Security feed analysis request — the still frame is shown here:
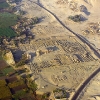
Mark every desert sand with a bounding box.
[15,0,100,99]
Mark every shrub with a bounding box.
[29,81,38,92]
[68,15,81,22]
[13,90,26,99]
[31,17,39,24]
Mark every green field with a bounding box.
[0,1,9,9]
[0,27,17,37]
[13,90,27,99]
[1,67,15,75]
[0,12,18,37]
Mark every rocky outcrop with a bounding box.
[4,50,15,65]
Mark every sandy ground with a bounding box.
[16,0,100,99]
[39,0,100,49]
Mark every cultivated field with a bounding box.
[0,12,17,37]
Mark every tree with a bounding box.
[29,81,38,92]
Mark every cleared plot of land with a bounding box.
[0,51,36,99]
[0,80,6,86]
[0,78,28,100]
[0,60,8,69]
[0,12,18,37]
[0,86,12,99]
[8,80,24,88]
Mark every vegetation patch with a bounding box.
[28,81,38,92]
[0,12,18,37]
[53,88,69,99]
[42,92,50,100]
[13,90,27,99]
[0,1,9,9]
[1,66,14,75]
[68,14,87,22]
[0,27,17,37]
